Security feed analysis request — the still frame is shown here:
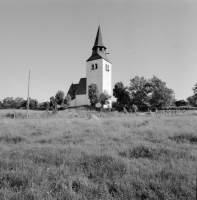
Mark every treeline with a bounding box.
[112,76,197,112]
[0,97,38,109]
[0,91,72,110]
[186,83,197,107]
[0,75,196,111]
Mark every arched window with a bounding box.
[91,64,94,70]
[95,64,98,69]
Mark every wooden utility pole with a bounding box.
[27,70,30,119]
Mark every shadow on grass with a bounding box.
[0,135,26,144]
[25,148,64,167]
[0,172,28,191]
[119,146,189,161]
[169,133,197,144]
[119,146,153,159]
[80,154,127,181]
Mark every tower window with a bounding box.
[106,64,109,71]
[100,47,102,51]
[95,64,98,69]
[91,64,94,70]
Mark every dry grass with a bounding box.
[0,109,196,199]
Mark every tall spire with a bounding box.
[87,25,111,63]
[92,26,106,50]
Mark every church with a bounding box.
[67,26,112,107]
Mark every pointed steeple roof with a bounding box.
[92,26,106,50]
[87,25,111,63]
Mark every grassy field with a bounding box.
[0,109,196,200]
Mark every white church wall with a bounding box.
[86,59,103,94]
[86,97,90,105]
[70,99,76,107]
[86,58,112,108]
[102,59,112,96]
[76,94,86,106]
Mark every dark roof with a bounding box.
[75,78,86,95]
[87,52,111,63]
[93,26,106,49]
[67,83,78,100]
[87,25,111,63]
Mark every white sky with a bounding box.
[0,0,197,102]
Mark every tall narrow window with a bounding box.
[95,64,98,69]
[91,64,94,70]
[106,64,109,71]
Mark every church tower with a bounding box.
[86,26,112,105]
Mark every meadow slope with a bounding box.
[0,110,196,200]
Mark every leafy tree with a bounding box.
[55,90,65,105]
[2,97,15,108]
[112,101,117,109]
[38,102,47,110]
[0,100,3,109]
[114,76,174,111]
[50,96,57,110]
[98,91,111,108]
[193,83,197,96]
[149,76,174,109]
[187,96,196,107]
[129,76,151,109]
[191,83,197,102]
[15,97,25,109]
[175,100,188,107]
[131,104,138,113]
[64,94,71,106]
[26,98,38,109]
[88,84,99,108]
[113,82,132,107]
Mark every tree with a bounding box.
[50,96,57,111]
[0,100,3,109]
[15,97,25,109]
[98,91,111,108]
[193,83,197,97]
[149,76,174,109]
[55,91,65,105]
[187,96,196,107]
[64,94,71,106]
[2,97,15,108]
[88,84,99,108]
[131,104,138,113]
[25,98,38,109]
[175,100,188,107]
[38,102,47,110]
[129,76,151,109]
[113,82,132,107]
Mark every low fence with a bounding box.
[156,107,197,114]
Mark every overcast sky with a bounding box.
[0,0,197,102]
